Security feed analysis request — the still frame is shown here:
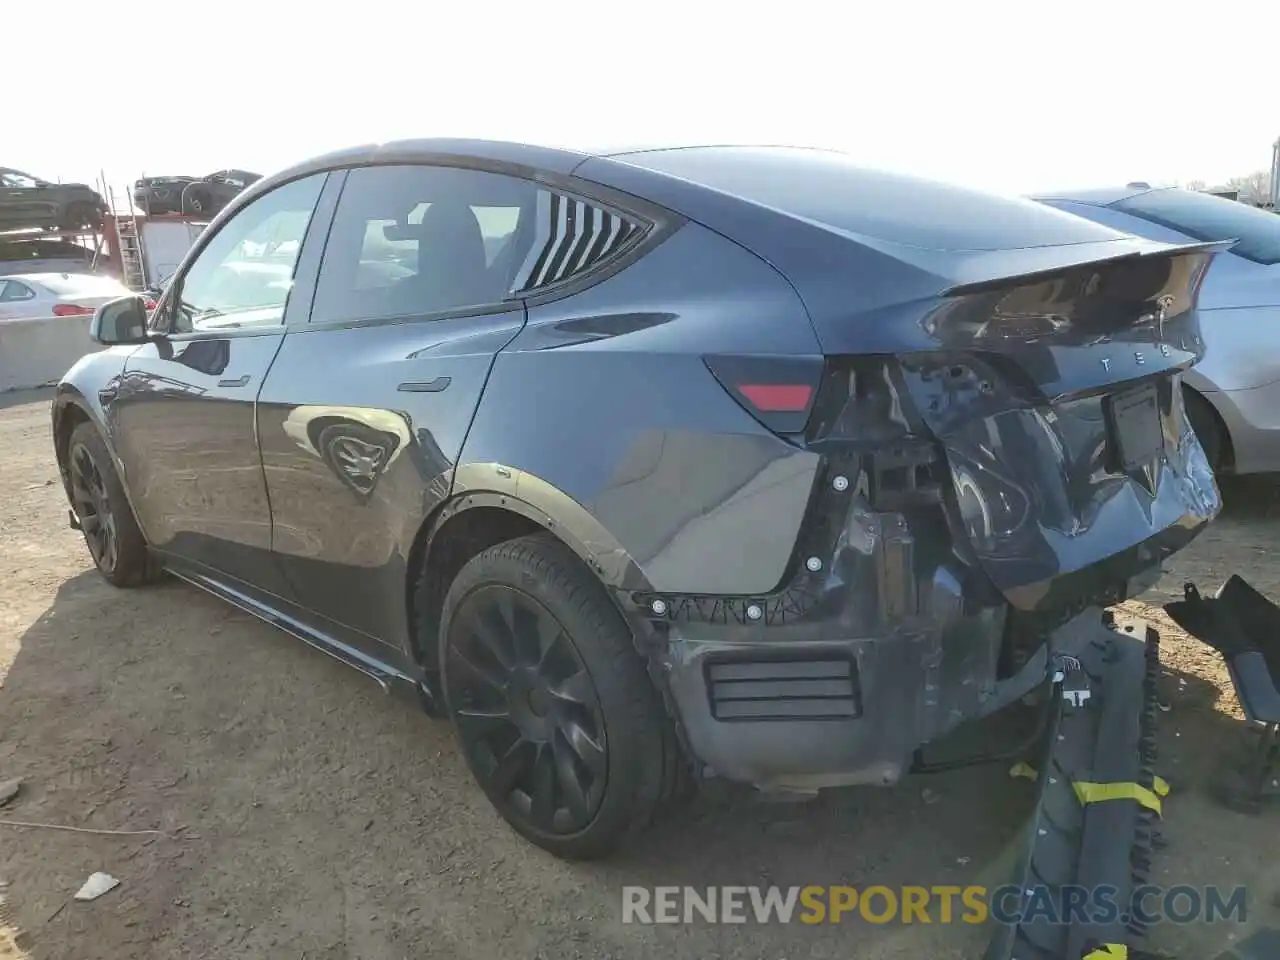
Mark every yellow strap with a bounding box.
[1083,945,1127,959]
[1010,764,1170,812]
[1073,780,1163,817]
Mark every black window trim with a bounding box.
[295,156,683,333]
[149,170,335,342]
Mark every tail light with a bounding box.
[143,297,157,311]
[52,304,94,317]
[703,354,824,435]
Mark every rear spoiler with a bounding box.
[941,239,1235,298]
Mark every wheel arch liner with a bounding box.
[52,382,140,522]
[443,462,654,592]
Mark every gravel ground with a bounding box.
[1,387,1277,959]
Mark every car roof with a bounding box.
[255,140,875,188]
[2,272,119,288]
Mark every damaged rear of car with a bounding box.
[558,146,1221,793]
[476,146,1225,956]
[53,141,1234,955]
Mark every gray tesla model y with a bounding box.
[53,141,1222,859]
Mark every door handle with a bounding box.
[218,374,251,388]
[397,376,451,393]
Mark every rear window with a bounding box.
[613,146,1122,251]
[1113,189,1280,265]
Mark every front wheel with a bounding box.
[68,423,158,587]
[181,187,209,215]
[440,533,671,859]
[58,202,91,232]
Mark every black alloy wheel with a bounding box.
[445,583,609,835]
[66,421,157,587]
[70,439,119,575]
[437,533,677,859]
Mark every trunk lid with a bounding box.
[891,241,1226,611]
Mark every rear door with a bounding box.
[257,163,538,648]
[109,172,329,595]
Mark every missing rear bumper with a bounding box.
[986,618,1164,960]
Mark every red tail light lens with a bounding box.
[52,304,94,316]
[704,355,824,435]
[737,383,814,412]
[143,298,157,311]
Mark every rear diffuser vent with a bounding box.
[706,657,861,721]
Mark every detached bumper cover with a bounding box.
[987,614,1164,960]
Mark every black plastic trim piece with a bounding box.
[704,653,862,722]
[984,619,1162,960]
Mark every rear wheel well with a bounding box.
[409,506,543,671]
[1183,384,1233,472]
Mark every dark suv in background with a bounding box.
[133,169,261,217]
[0,167,106,232]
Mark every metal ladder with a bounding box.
[113,216,148,290]
[107,186,148,291]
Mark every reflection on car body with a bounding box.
[282,405,412,500]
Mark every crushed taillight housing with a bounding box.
[703,354,824,435]
[52,304,94,317]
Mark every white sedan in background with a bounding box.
[0,273,150,322]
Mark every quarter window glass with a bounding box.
[168,173,324,334]
[311,165,539,324]
[0,281,34,302]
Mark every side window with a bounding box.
[0,280,34,302]
[310,166,646,325]
[312,165,538,324]
[165,173,325,334]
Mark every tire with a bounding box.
[182,187,209,216]
[58,202,88,232]
[1183,386,1223,471]
[67,422,158,587]
[439,533,669,859]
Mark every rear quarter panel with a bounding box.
[458,219,824,596]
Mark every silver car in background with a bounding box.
[1033,185,1280,474]
[0,273,143,322]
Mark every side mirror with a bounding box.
[90,296,152,346]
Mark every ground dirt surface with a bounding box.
[1,388,1277,959]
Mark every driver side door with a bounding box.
[108,173,331,597]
